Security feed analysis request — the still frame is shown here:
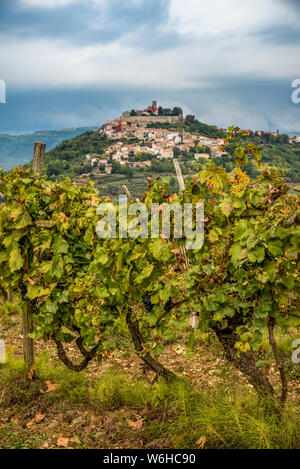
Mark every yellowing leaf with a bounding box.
[8,246,23,272]
[14,210,32,229]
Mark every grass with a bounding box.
[0,425,48,449]
[259,329,300,379]
[89,368,151,410]
[36,351,88,403]
[0,306,299,449]
[147,379,300,449]
[1,351,299,449]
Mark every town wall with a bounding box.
[122,114,183,124]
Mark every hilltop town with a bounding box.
[82,101,300,177]
[85,101,226,174]
[40,101,300,200]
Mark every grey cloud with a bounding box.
[0,0,182,50]
[253,25,300,45]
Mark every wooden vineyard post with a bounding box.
[122,184,133,201]
[32,141,46,176]
[173,159,185,192]
[173,159,199,330]
[23,142,46,368]
[122,184,140,202]
[23,297,34,368]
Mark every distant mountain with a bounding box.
[0,127,97,170]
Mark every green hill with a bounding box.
[21,120,300,200]
[0,127,96,170]
[42,130,108,179]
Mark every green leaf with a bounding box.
[150,239,171,261]
[97,253,108,265]
[44,303,58,314]
[52,236,69,254]
[266,240,283,257]
[135,263,154,284]
[281,275,295,289]
[248,247,265,263]
[203,296,219,312]
[94,287,110,298]
[229,245,248,268]
[265,262,276,282]
[26,284,51,300]
[14,210,32,229]
[246,235,258,250]
[219,198,233,216]
[51,254,64,279]
[57,290,69,303]
[0,250,8,264]
[8,246,23,272]
[84,225,94,245]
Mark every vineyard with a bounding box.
[0,130,299,449]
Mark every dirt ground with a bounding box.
[0,314,299,449]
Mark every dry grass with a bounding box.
[0,311,299,449]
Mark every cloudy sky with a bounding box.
[0,0,299,133]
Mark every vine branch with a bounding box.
[126,309,175,381]
[52,334,102,372]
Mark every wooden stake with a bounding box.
[122,185,133,201]
[190,312,199,330]
[23,299,34,368]
[172,160,198,328]
[32,142,46,176]
[122,184,140,202]
[22,141,46,368]
[173,159,185,191]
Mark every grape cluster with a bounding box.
[19,278,27,299]
[39,252,51,264]
[164,296,172,312]
[142,291,153,314]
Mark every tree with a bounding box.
[185,115,195,124]
[121,165,134,178]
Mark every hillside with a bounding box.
[0,128,96,170]
[35,118,300,200]
[41,130,179,200]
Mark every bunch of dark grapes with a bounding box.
[164,297,172,312]
[39,252,51,264]
[19,278,27,300]
[142,291,153,314]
